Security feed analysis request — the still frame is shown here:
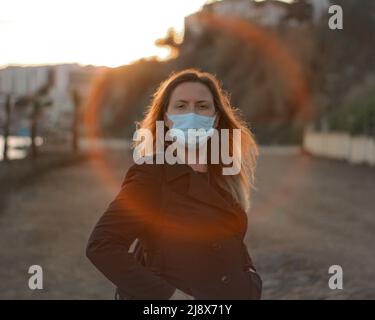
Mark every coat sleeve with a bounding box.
[86,162,176,300]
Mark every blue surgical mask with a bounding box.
[166,112,217,148]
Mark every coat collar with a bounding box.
[164,161,244,217]
[164,161,192,182]
[148,144,247,235]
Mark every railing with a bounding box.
[303,130,375,166]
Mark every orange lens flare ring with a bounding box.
[82,11,313,242]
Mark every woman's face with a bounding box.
[164,81,220,129]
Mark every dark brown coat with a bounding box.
[86,158,262,300]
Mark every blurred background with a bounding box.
[0,0,374,299]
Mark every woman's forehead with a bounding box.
[170,82,213,103]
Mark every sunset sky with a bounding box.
[0,0,293,68]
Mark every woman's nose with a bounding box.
[186,103,195,113]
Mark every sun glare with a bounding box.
[0,0,207,68]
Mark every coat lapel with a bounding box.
[188,171,235,213]
[164,162,239,215]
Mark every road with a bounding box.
[0,146,374,299]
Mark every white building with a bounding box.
[0,63,105,135]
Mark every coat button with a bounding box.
[211,242,222,250]
[221,275,230,284]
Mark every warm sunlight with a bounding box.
[0,0,207,68]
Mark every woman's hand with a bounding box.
[169,288,195,300]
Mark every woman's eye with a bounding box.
[198,105,208,109]
[176,105,185,109]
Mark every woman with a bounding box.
[86,68,261,300]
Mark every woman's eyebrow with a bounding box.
[175,99,210,103]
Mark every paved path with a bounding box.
[0,148,374,299]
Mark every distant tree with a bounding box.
[313,0,375,131]
[155,27,182,59]
[30,68,54,159]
